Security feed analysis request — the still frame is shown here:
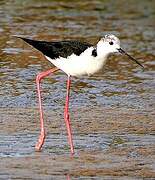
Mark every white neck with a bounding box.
[96,40,110,61]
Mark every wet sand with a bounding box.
[0,107,154,179]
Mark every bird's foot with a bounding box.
[64,113,75,155]
[35,132,46,151]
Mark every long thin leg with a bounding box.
[35,67,59,151]
[64,75,74,155]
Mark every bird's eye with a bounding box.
[109,41,114,45]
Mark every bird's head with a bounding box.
[102,34,121,53]
[97,34,144,69]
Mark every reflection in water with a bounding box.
[0,0,155,179]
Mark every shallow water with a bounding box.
[0,0,155,179]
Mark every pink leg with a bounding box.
[64,75,74,155]
[35,67,59,151]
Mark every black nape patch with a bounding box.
[92,48,97,57]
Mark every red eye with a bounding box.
[109,41,114,45]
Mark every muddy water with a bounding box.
[0,0,155,179]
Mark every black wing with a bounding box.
[18,37,92,59]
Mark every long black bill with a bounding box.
[117,48,144,69]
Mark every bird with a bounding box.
[18,34,144,155]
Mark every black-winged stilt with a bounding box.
[18,34,144,155]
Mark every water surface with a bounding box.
[0,0,155,179]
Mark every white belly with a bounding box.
[45,48,106,77]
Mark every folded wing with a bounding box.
[19,37,92,59]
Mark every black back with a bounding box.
[19,37,92,59]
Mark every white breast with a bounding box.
[45,47,107,77]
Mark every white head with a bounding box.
[103,34,121,53]
[97,34,144,68]
[97,34,120,55]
